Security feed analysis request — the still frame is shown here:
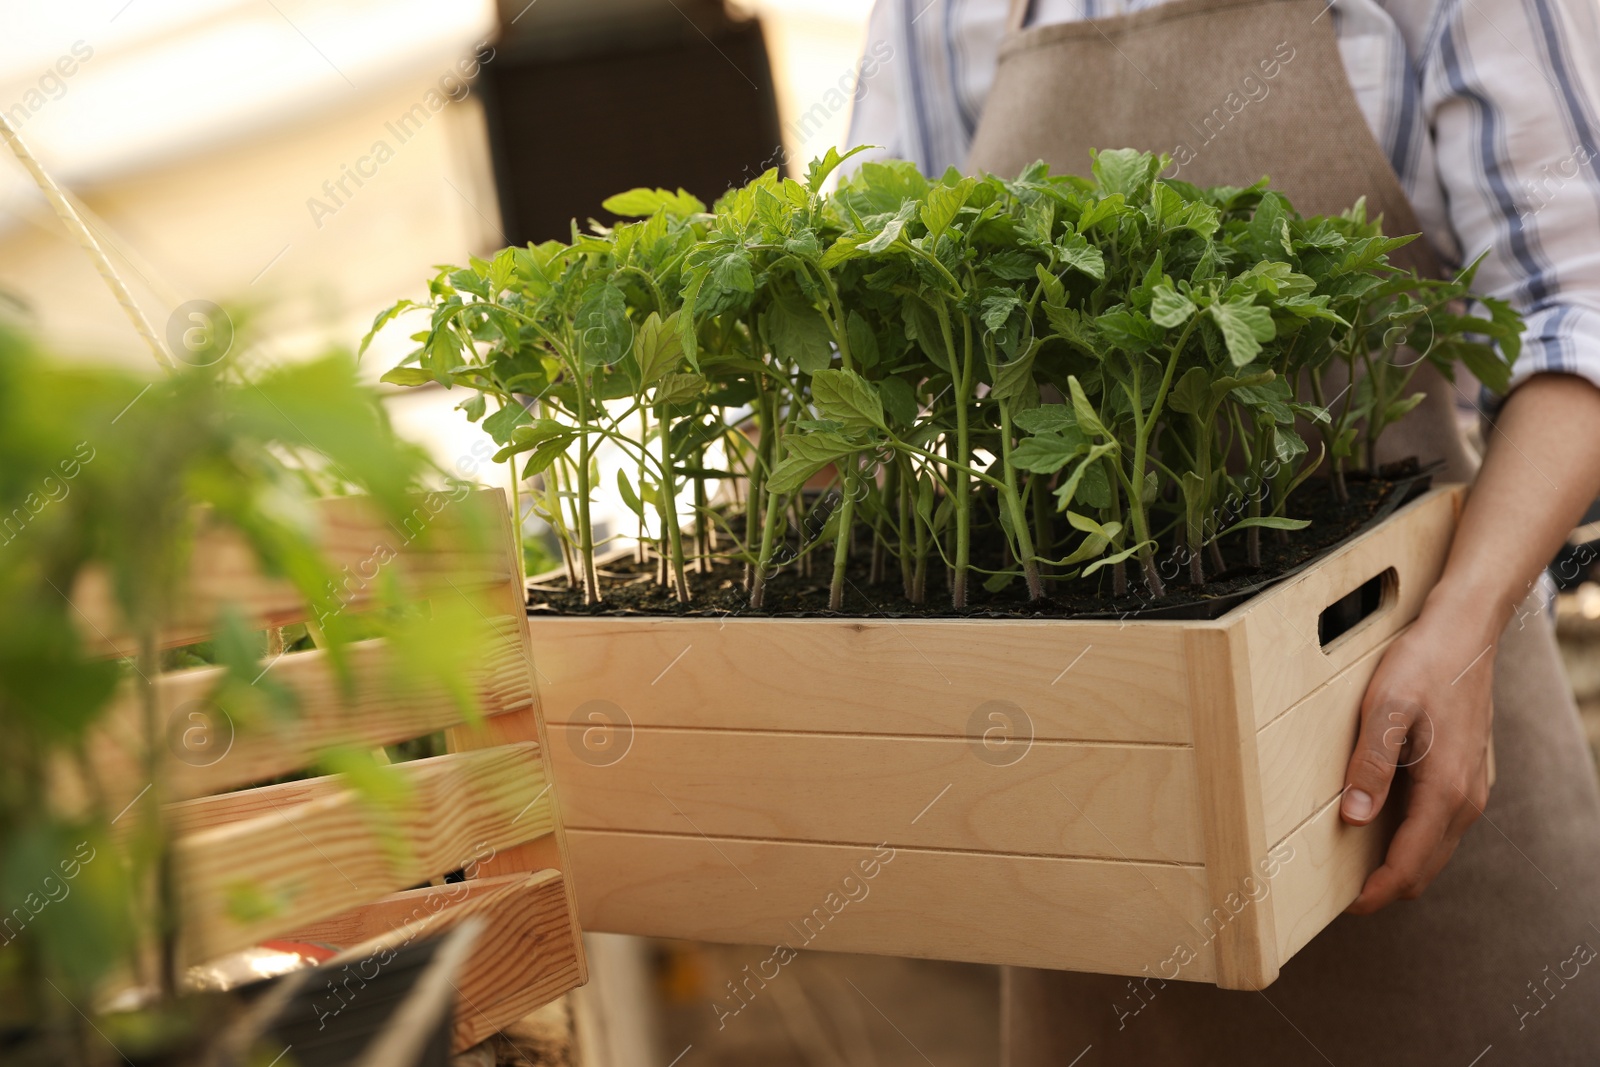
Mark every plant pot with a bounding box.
[527,484,1464,990]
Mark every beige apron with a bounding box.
[968,0,1600,1063]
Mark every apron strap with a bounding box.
[1008,0,1033,34]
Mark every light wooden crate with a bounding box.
[67,489,586,1050]
[529,485,1462,990]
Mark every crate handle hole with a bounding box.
[1318,567,1398,651]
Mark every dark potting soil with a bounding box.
[526,462,1430,622]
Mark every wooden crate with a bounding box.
[529,485,1463,990]
[67,489,586,1051]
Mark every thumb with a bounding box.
[1342,697,1417,825]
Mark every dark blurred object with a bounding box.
[481,0,784,244]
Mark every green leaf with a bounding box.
[488,247,516,294]
[805,145,873,193]
[767,431,859,493]
[1012,433,1084,474]
[635,311,685,385]
[1383,392,1427,424]
[846,311,881,369]
[603,187,706,217]
[1053,512,1120,566]
[493,418,575,463]
[982,571,1017,593]
[379,367,433,387]
[1096,308,1162,351]
[518,435,576,477]
[1034,263,1065,306]
[1150,284,1196,329]
[617,468,646,518]
[574,283,632,368]
[921,177,975,238]
[655,371,706,406]
[1055,232,1106,280]
[903,297,953,373]
[1083,541,1155,577]
[1077,194,1128,232]
[700,252,756,318]
[992,347,1039,403]
[1052,443,1116,511]
[764,295,835,374]
[483,400,533,445]
[862,202,918,255]
[1168,366,1212,417]
[361,299,418,358]
[1067,376,1110,440]
[1209,301,1276,367]
[1092,148,1156,197]
[1451,341,1514,394]
[880,376,920,427]
[1217,515,1311,537]
[811,368,885,432]
[1014,404,1078,435]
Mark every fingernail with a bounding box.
[1344,789,1374,821]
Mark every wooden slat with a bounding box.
[1256,633,1397,845]
[547,725,1204,862]
[70,491,514,656]
[447,496,589,987]
[564,830,1216,980]
[1185,625,1278,990]
[175,743,554,963]
[1267,795,1400,963]
[284,872,584,1053]
[77,619,531,807]
[527,616,1195,744]
[1232,486,1460,729]
[284,874,527,946]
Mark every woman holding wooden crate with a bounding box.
[848,0,1600,1061]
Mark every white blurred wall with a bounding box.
[0,0,876,521]
[0,0,501,368]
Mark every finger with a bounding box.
[1342,697,1420,825]
[1346,780,1456,914]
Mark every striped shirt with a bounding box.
[845,0,1600,394]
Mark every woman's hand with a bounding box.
[1339,601,1497,913]
[1338,372,1600,914]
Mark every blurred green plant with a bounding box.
[366,147,1521,610]
[0,320,488,1062]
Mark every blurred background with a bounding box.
[0,0,874,481]
[7,3,1600,1064]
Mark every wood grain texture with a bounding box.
[565,830,1216,980]
[547,725,1204,862]
[1184,625,1279,990]
[1232,486,1461,729]
[285,874,528,947]
[175,743,554,963]
[445,493,589,987]
[527,615,1194,743]
[294,871,583,1054]
[1268,795,1399,963]
[77,619,530,807]
[519,487,1461,987]
[1257,633,1397,845]
[70,491,513,656]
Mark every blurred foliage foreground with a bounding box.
[0,322,493,1064]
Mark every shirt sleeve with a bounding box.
[1416,0,1600,394]
[844,0,909,169]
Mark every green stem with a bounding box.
[936,305,972,609]
[999,401,1044,600]
[657,403,689,602]
[829,469,856,611]
[573,372,601,605]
